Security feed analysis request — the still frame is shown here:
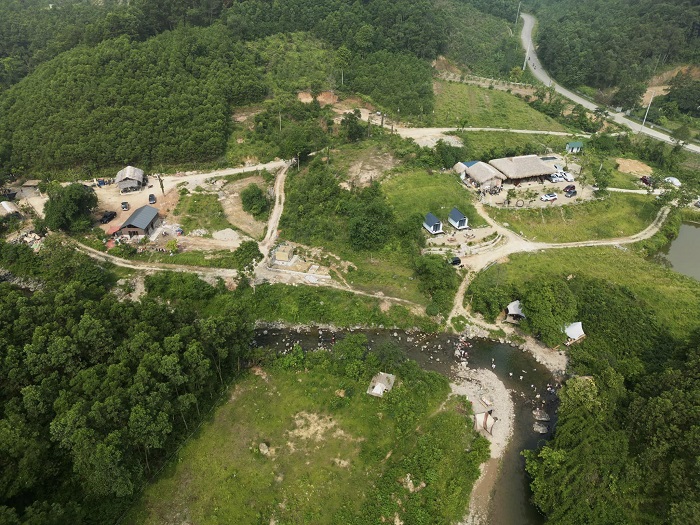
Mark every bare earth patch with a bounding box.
[220,175,268,238]
[287,412,337,442]
[340,151,399,189]
[616,158,653,176]
[297,91,339,105]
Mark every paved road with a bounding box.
[520,13,700,155]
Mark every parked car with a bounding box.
[540,193,558,202]
[148,194,156,204]
[121,201,130,211]
[563,184,576,193]
[565,190,578,198]
[561,172,575,182]
[640,176,652,186]
[449,257,462,266]
[100,211,117,224]
[549,174,564,183]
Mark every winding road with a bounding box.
[520,13,700,155]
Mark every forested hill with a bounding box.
[531,0,700,91]
[0,0,523,178]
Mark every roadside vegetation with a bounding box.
[449,130,569,161]
[433,81,565,131]
[487,193,659,242]
[126,335,489,525]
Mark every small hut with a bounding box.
[423,213,443,235]
[367,372,396,398]
[448,207,468,230]
[463,161,506,190]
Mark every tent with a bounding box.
[473,411,496,435]
[506,300,525,318]
[664,177,681,187]
[564,322,586,345]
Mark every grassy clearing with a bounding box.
[227,282,437,331]
[434,81,566,131]
[172,191,233,234]
[450,130,569,160]
[383,168,487,228]
[608,169,643,190]
[469,247,700,338]
[126,359,487,525]
[128,249,239,268]
[487,193,659,242]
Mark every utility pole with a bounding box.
[522,41,530,71]
[640,91,655,132]
[278,111,282,132]
[515,1,522,26]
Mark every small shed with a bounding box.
[423,213,443,235]
[117,205,159,238]
[367,372,396,398]
[564,322,586,346]
[275,245,295,262]
[448,207,468,230]
[115,166,145,193]
[506,300,525,319]
[473,411,497,435]
[566,141,583,154]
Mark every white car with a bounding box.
[540,193,558,202]
[561,172,575,182]
[549,174,564,183]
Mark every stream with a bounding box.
[254,327,556,525]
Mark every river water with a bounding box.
[254,328,556,525]
[657,221,700,280]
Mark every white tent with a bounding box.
[473,411,496,435]
[664,177,681,187]
[506,300,525,317]
[564,322,585,340]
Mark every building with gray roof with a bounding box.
[115,166,145,193]
[117,205,159,237]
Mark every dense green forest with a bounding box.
[0,0,526,180]
[532,0,700,106]
[0,238,257,523]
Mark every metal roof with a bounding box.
[424,212,441,226]
[449,207,466,222]
[120,205,158,230]
[566,141,584,148]
[115,166,144,184]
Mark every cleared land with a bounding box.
[487,193,659,242]
[433,81,566,131]
[468,247,700,338]
[125,364,487,525]
[383,168,487,228]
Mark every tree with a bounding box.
[521,278,577,346]
[340,109,365,142]
[240,183,270,219]
[671,124,691,145]
[42,183,97,232]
